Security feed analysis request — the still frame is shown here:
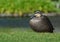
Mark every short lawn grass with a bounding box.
[0,27,59,42]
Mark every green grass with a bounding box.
[0,27,59,42]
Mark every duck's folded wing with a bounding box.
[43,16,54,30]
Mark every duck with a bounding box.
[29,10,54,33]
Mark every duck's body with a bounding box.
[29,10,54,33]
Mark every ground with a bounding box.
[0,27,59,42]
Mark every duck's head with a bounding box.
[34,10,42,18]
[30,10,43,18]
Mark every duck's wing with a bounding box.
[43,16,54,30]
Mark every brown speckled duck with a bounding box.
[29,10,54,33]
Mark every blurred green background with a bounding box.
[0,0,60,16]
